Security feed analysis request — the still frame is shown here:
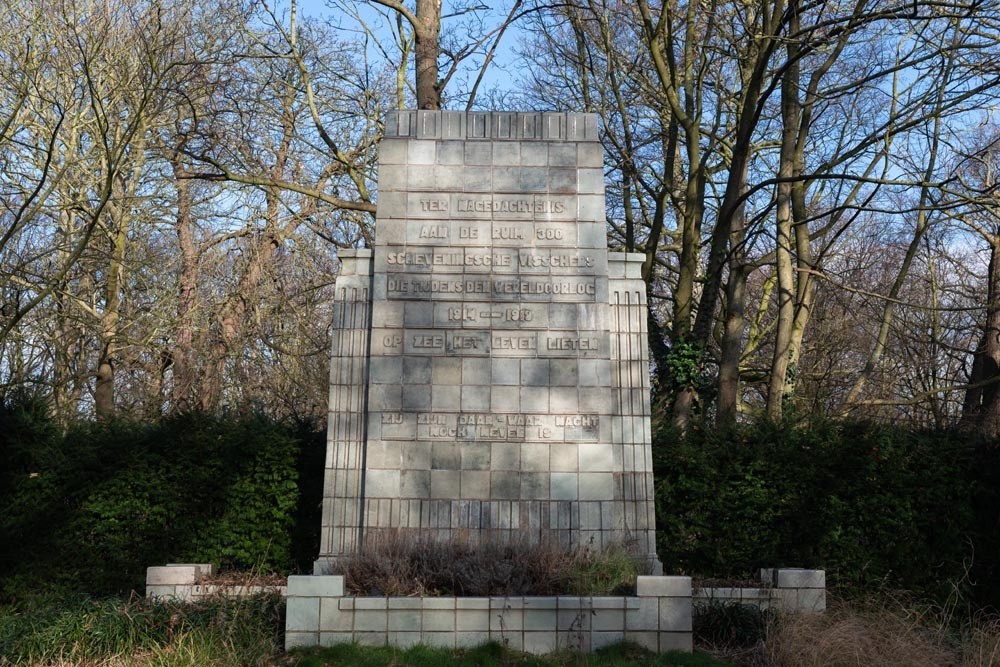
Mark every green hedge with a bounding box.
[654,419,1000,606]
[0,397,324,600]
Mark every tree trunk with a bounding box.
[414,0,442,109]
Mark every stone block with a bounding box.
[797,588,826,612]
[524,631,558,654]
[636,576,691,598]
[285,597,320,633]
[626,630,658,652]
[660,631,693,653]
[461,470,491,499]
[423,609,456,632]
[550,472,578,500]
[388,631,422,648]
[388,609,421,631]
[431,470,461,497]
[524,608,558,631]
[592,631,625,650]
[521,443,550,471]
[421,631,456,648]
[319,631,353,646]
[355,631,388,647]
[578,472,614,500]
[776,569,825,589]
[147,565,198,586]
[355,609,388,633]
[456,609,490,632]
[319,602,352,633]
[285,631,318,649]
[626,598,659,631]
[659,598,693,632]
[456,631,490,648]
[491,605,524,632]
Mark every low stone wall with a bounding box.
[145,564,825,654]
[145,564,287,601]
[284,575,692,654]
[697,569,826,613]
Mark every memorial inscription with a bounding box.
[318,111,660,575]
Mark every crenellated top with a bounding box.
[384,110,600,142]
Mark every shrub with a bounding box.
[653,418,993,605]
[339,532,641,597]
[0,403,315,600]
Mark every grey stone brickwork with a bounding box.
[316,111,659,573]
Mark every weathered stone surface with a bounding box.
[316,111,659,573]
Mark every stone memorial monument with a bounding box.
[316,111,660,575]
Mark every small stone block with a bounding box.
[592,631,625,650]
[320,600,353,632]
[591,608,625,631]
[355,609,388,632]
[388,631,421,648]
[660,631,693,652]
[146,566,199,586]
[319,632,353,647]
[457,598,490,610]
[524,609,557,631]
[422,597,456,610]
[423,610,456,632]
[456,609,490,631]
[626,630,658,652]
[356,597,388,610]
[659,598,693,632]
[776,569,825,589]
[388,598,421,610]
[388,609,421,631]
[285,597,320,633]
[422,631,457,648]
[626,598,658,631]
[287,575,345,597]
[636,576,692,597]
[456,631,490,648]
[285,631,318,649]
[355,632,388,647]
[524,631,558,654]
[797,588,826,612]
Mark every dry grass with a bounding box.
[338,531,640,597]
[763,596,964,667]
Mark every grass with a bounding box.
[286,641,732,667]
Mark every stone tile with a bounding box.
[355,631,388,646]
[461,442,491,469]
[521,387,549,413]
[432,357,462,384]
[549,390,578,413]
[320,600,353,632]
[520,359,550,385]
[365,469,399,498]
[549,360,579,386]
[461,471,491,499]
[491,471,520,499]
[463,166,493,192]
[797,589,826,612]
[549,144,577,167]
[369,357,402,384]
[400,470,431,498]
[521,143,548,166]
[626,631,658,652]
[462,358,490,384]
[431,470,461,497]
[423,609,456,632]
[578,168,605,194]
[524,609,557,631]
[626,598,658,631]
[491,443,520,470]
[579,444,614,472]
[550,472,578,500]
[578,472,614,500]
[465,142,492,165]
[492,358,520,385]
[408,140,436,164]
[402,441,431,469]
[521,472,549,499]
[432,442,461,469]
[462,385,490,411]
[432,385,460,411]
[549,444,578,472]
[457,598,490,610]
[493,142,520,165]
[490,385,520,412]
[437,141,464,165]
[521,443,550,471]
